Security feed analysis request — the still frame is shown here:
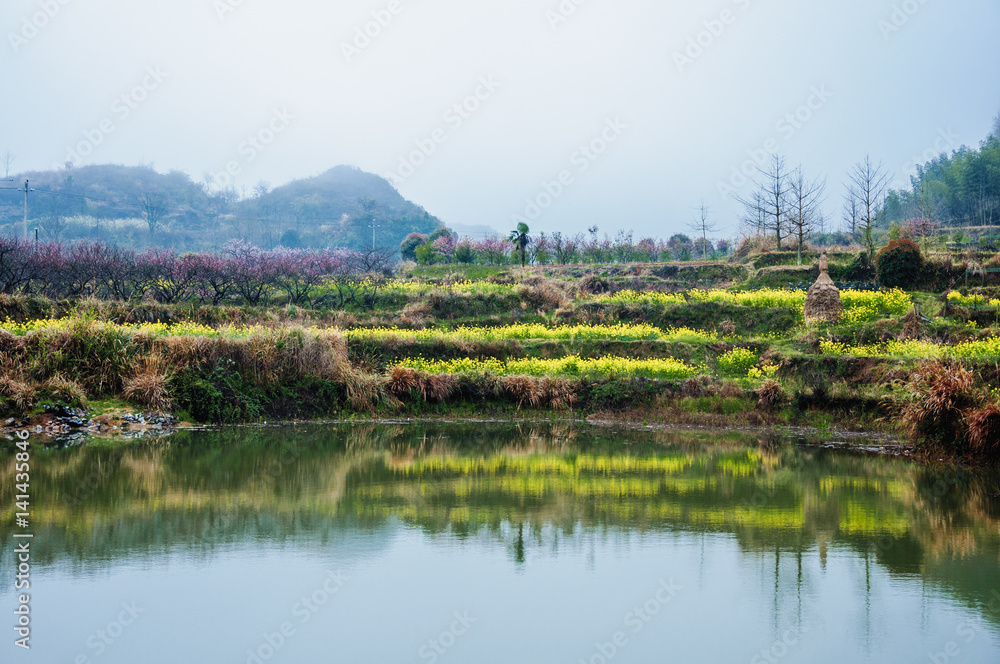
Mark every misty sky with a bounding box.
[3,0,999,239]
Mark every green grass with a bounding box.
[394,355,700,380]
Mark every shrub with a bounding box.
[899,360,979,450]
[839,252,876,282]
[399,233,428,262]
[965,403,1000,459]
[717,348,759,376]
[876,239,923,289]
[454,240,476,265]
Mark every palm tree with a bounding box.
[509,222,531,267]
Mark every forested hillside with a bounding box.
[0,164,440,252]
[883,126,1000,231]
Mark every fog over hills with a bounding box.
[0,163,441,251]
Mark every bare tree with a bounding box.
[688,200,719,260]
[843,189,860,241]
[847,155,892,257]
[973,192,999,246]
[737,154,790,250]
[139,191,168,242]
[992,111,1000,140]
[739,189,767,240]
[2,151,14,178]
[787,167,826,265]
[40,215,68,242]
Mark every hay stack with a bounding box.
[804,252,843,324]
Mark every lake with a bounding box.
[2,422,1000,663]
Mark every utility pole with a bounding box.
[370,220,379,251]
[23,179,29,241]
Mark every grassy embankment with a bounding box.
[2,251,1000,462]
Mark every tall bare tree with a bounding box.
[847,155,892,257]
[737,154,790,251]
[787,167,826,265]
[843,190,860,241]
[739,189,767,240]
[140,191,168,242]
[2,151,14,178]
[688,200,719,260]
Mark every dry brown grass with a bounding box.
[420,374,456,403]
[757,379,785,410]
[502,375,543,408]
[0,376,36,410]
[159,327,347,385]
[540,377,577,409]
[344,369,388,411]
[122,373,171,410]
[899,361,977,442]
[0,320,355,416]
[121,354,171,410]
[899,309,923,340]
[44,376,87,405]
[386,366,421,396]
[964,403,1000,458]
[501,375,577,409]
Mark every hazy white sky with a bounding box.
[3,0,999,238]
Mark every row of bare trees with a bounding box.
[736,154,891,259]
[0,237,394,307]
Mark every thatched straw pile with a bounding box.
[804,253,843,324]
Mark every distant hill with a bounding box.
[0,164,441,252]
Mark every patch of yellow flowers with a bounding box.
[820,336,1000,359]
[598,287,912,322]
[394,355,699,380]
[2,316,260,339]
[947,291,1000,308]
[347,323,718,344]
[380,279,520,297]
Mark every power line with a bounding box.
[8,185,191,217]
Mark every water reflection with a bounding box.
[2,422,1000,661]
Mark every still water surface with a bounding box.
[2,423,1000,663]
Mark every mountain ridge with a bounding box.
[0,163,442,252]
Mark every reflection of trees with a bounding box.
[2,423,999,624]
